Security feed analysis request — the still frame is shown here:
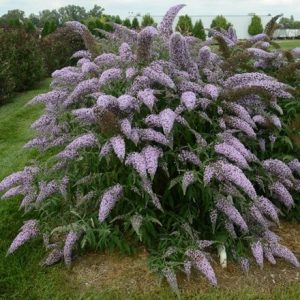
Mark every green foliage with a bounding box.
[176,15,193,35]
[279,15,300,29]
[41,27,85,75]
[0,59,15,104]
[248,15,263,36]
[210,15,231,30]
[141,14,155,27]
[123,18,132,28]
[88,5,104,18]
[114,15,122,24]
[192,19,206,40]
[0,28,45,92]
[131,17,140,29]
[42,20,57,37]
[58,5,87,23]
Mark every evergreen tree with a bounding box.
[210,15,231,30]
[123,18,131,28]
[192,19,206,40]
[176,15,193,34]
[131,17,140,29]
[141,14,155,27]
[248,15,263,36]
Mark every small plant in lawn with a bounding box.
[1,4,300,297]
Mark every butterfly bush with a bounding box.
[1,4,300,296]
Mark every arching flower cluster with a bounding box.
[1,4,299,295]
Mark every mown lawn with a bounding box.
[275,39,300,49]
[1,78,300,299]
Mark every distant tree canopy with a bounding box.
[192,19,206,40]
[1,5,105,28]
[279,15,300,29]
[248,15,263,36]
[176,15,193,34]
[141,14,155,27]
[210,15,231,30]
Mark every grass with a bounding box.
[1,77,300,299]
[275,39,300,49]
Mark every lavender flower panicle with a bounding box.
[214,142,250,170]
[158,4,186,40]
[250,241,264,269]
[162,267,180,297]
[99,184,123,222]
[7,220,39,254]
[110,135,126,161]
[182,171,196,195]
[185,249,218,286]
[216,197,248,232]
[64,230,80,266]
[142,146,162,180]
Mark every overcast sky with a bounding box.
[0,0,299,19]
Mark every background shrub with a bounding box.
[192,19,206,40]
[131,17,140,29]
[210,15,231,30]
[141,14,155,27]
[0,28,44,92]
[248,15,263,36]
[176,15,193,35]
[0,58,15,104]
[41,26,85,75]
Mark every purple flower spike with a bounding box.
[64,230,80,266]
[139,129,169,146]
[99,184,123,222]
[216,197,248,233]
[142,146,162,180]
[239,257,250,274]
[214,142,250,170]
[263,159,293,179]
[203,84,219,100]
[158,4,186,40]
[159,108,176,135]
[225,116,256,138]
[181,91,197,111]
[178,150,201,166]
[184,260,192,281]
[162,267,180,297]
[138,89,156,111]
[271,243,300,267]
[110,135,126,161]
[207,161,257,200]
[99,68,122,86]
[182,171,196,195]
[125,152,148,178]
[7,220,39,254]
[269,181,295,208]
[185,249,218,286]
[288,159,300,176]
[251,241,264,269]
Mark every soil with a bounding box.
[64,222,300,296]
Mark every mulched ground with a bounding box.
[65,222,300,295]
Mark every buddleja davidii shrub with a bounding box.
[1,4,300,295]
[41,27,86,75]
